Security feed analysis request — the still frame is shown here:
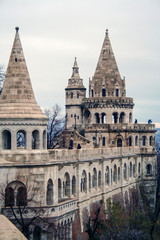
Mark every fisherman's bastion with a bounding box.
[0,27,157,240]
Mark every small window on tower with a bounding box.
[71,92,73,98]
[77,92,79,99]
[115,89,119,97]
[102,89,106,97]
[15,58,17,62]
[71,114,73,118]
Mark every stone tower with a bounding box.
[65,58,86,129]
[0,27,48,152]
[83,30,134,129]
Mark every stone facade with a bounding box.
[0,28,157,240]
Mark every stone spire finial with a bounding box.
[15,26,19,32]
[72,57,80,78]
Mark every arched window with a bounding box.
[95,113,100,124]
[16,186,27,206]
[66,92,68,99]
[102,89,106,97]
[142,136,146,146]
[91,89,94,97]
[135,136,138,146]
[118,167,121,181]
[81,170,87,193]
[106,166,110,185]
[123,163,127,180]
[112,112,118,123]
[2,130,11,149]
[72,176,76,196]
[32,130,40,149]
[133,164,135,177]
[117,138,122,147]
[89,173,91,192]
[58,178,61,201]
[149,136,153,146]
[101,113,106,123]
[77,92,79,99]
[138,162,141,175]
[33,226,41,240]
[64,173,70,197]
[46,179,53,205]
[129,162,132,178]
[92,168,97,189]
[17,130,26,149]
[102,137,105,146]
[113,164,117,183]
[98,171,102,188]
[115,89,119,97]
[43,130,47,149]
[128,136,132,146]
[71,92,73,99]
[119,112,125,123]
[146,164,152,175]
[5,187,14,207]
[129,113,132,123]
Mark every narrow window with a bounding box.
[102,137,105,146]
[15,58,17,62]
[71,92,73,99]
[102,89,106,97]
[115,89,119,97]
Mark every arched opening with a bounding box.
[135,136,138,146]
[92,168,97,189]
[58,178,61,202]
[123,163,127,180]
[89,173,91,192]
[64,172,70,197]
[33,226,41,240]
[128,136,132,146]
[98,171,102,188]
[142,136,146,146]
[77,92,79,99]
[101,113,106,123]
[17,130,26,149]
[102,137,105,146]
[66,92,68,99]
[115,89,119,97]
[46,179,53,205]
[112,112,118,123]
[133,164,135,177]
[2,130,11,149]
[16,186,27,206]
[129,162,132,178]
[119,112,125,123]
[5,187,14,207]
[129,112,132,123]
[69,139,73,149]
[118,167,121,181]
[43,130,47,149]
[117,138,122,147]
[72,176,76,196]
[146,164,152,175]
[149,136,153,146]
[95,113,100,124]
[71,92,73,99]
[138,162,141,175]
[102,88,106,97]
[91,89,94,97]
[81,170,87,193]
[32,130,40,149]
[113,164,117,183]
[106,166,110,185]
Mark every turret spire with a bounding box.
[0,27,47,119]
[71,57,80,78]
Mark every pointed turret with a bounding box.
[0,27,47,119]
[89,30,126,98]
[66,58,85,89]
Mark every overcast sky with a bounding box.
[0,0,160,124]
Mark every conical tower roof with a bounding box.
[0,27,47,119]
[90,30,126,97]
[66,58,86,89]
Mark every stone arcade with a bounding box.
[0,28,157,240]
